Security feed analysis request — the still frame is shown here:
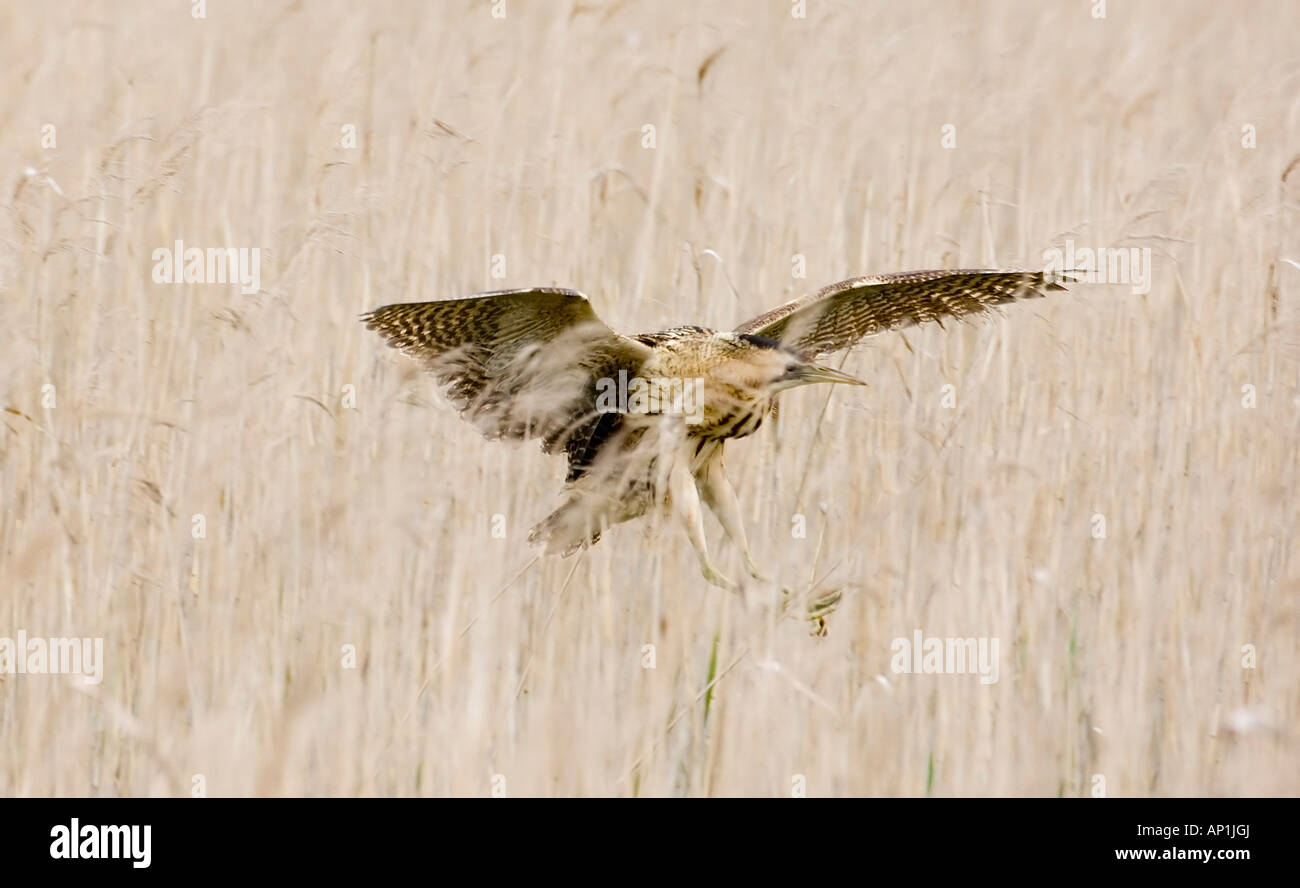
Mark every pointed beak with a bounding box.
[790,363,867,387]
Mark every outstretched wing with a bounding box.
[362,288,652,459]
[735,269,1070,357]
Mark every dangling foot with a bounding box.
[780,583,844,636]
[805,587,843,637]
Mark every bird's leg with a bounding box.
[668,458,738,593]
[695,453,843,631]
[697,448,845,631]
[695,451,768,582]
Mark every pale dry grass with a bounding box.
[1,0,1297,797]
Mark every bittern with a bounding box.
[363,269,1068,593]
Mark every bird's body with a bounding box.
[363,269,1071,595]
[634,329,779,440]
[518,326,804,565]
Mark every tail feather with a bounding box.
[528,501,604,555]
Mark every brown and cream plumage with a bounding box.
[363,269,1069,594]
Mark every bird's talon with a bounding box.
[777,584,843,633]
[806,587,843,618]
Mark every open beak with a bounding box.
[792,363,867,387]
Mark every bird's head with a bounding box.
[733,334,866,393]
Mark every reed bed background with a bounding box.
[1,0,1296,796]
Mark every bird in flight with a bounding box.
[363,269,1069,599]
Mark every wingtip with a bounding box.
[1042,268,1085,288]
